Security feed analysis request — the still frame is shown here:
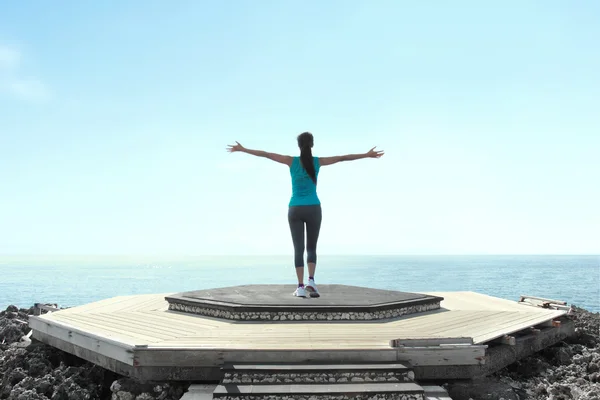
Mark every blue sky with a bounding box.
[0,1,598,256]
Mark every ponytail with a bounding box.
[297,132,317,184]
[300,144,317,184]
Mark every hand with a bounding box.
[366,146,384,158]
[226,141,245,153]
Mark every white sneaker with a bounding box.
[293,286,307,297]
[306,279,320,298]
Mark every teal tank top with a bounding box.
[289,156,321,207]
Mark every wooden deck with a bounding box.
[28,290,569,379]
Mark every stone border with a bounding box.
[214,395,424,400]
[167,302,440,321]
[222,371,415,384]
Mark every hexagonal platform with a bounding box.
[165,284,443,321]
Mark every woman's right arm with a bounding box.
[320,147,384,166]
[226,141,293,166]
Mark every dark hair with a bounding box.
[297,132,316,184]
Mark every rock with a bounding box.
[446,377,520,400]
[544,346,573,365]
[0,305,124,400]
[36,376,54,398]
[8,388,48,400]
[28,357,52,378]
[108,378,188,400]
[481,305,600,400]
[589,372,600,383]
[135,393,155,400]
[1,324,26,344]
[6,305,19,313]
[6,367,28,386]
[114,391,135,400]
[571,331,598,347]
[111,380,123,392]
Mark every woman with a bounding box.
[226,132,384,298]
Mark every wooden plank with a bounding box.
[45,308,560,348]
[60,293,169,314]
[148,342,394,350]
[417,311,510,335]
[134,343,485,367]
[50,314,164,343]
[519,295,567,306]
[52,313,166,339]
[90,311,496,345]
[396,345,486,366]
[472,312,566,343]
[429,309,560,341]
[390,337,474,347]
[151,339,393,349]
[383,310,476,329]
[122,296,171,313]
[29,316,135,365]
[133,310,224,329]
[345,310,488,337]
[93,312,199,336]
[57,296,139,314]
[60,312,181,339]
[427,291,548,312]
[134,348,398,367]
[425,311,522,337]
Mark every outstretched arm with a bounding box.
[226,141,293,166]
[320,146,384,166]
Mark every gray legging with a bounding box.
[288,205,322,267]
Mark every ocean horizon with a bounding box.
[1,254,598,312]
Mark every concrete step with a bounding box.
[422,385,452,400]
[180,384,218,400]
[213,382,425,400]
[221,363,415,385]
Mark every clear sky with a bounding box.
[0,1,598,256]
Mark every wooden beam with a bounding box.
[133,344,487,367]
[493,335,516,346]
[537,319,561,328]
[396,345,487,366]
[390,337,474,348]
[519,295,567,306]
[134,348,398,367]
[33,303,60,316]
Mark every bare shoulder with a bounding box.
[273,153,293,166]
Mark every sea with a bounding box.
[0,255,598,312]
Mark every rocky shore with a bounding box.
[445,306,600,400]
[1,303,598,400]
[0,305,190,400]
